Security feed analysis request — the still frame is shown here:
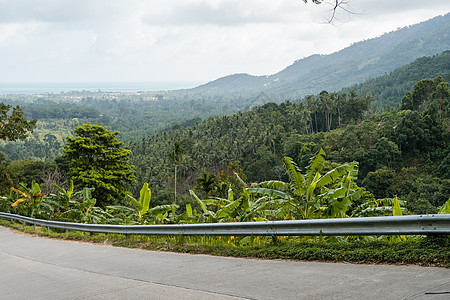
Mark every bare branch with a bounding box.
[304,0,361,23]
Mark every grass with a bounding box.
[1,218,448,268]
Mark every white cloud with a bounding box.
[141,0,314,26]
[0,0,448,84]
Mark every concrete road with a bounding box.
[0,226,449,299]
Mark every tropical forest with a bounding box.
[0,14,449,266]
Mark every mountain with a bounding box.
[341,50,450,109]
[190,13,450,102]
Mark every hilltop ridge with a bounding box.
[191,13,450,102]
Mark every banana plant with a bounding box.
[49,180,75,207]
[233,173,280,222]
[127,182,151,222]
[320,166,363,218]
[108,183,179,224]
[10,181,59,218]
[438,199,450,214]
[146,204,180,224]
[390,195,407,241]
[61,187,112,224]
[354,196,407,217]
[189,188,241,223]
[174,203,202,224]
[106,205,137,224]
[247,149,360,219]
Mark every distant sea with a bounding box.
[0,81,203,95]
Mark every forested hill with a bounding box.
[129,76,449,215]
[189,13,450,102]
[341,50,450,109]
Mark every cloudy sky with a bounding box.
[0,0,449,86]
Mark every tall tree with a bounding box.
[0,103,36,194]
[63,123,135,207]
[168,141,186,203]
[0,104,36,141]
[342,92,372,124]
[195,172,218,199]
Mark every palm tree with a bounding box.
[195,172,218,199]
[306,95,318,133]
[168,141,186,203]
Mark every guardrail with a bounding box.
[1,212,449,236]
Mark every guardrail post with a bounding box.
[23,221,26,228]
[34,224,36,231]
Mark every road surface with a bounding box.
[0,226,449,299]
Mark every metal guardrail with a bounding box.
[0,212,449,236]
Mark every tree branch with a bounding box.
[304,0,358,23]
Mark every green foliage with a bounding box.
[47,180,89,217]
[189,189,241,223]
[0,154,12,195]
[392,195,402,216]
[9,182,60,219]
[1,73,448,221]
[108,183,180,225]
[402,176,449,215]
[125,74,447,216]
[127,182,151,222]
[351,196,407,218]
[390,110,428,154]
[341,92,373,124]
[6,160,57,187]
[195,172,218,199]
[246,150,362,220]
[63,123,135,207]
[342,50,450,109]
[360,137,401,177]
[0,103,36,141]
[362,168,395,199]
[60,187,113,224]
[438,199,450,214]
[23,103,100,120]
[400,76,447,112]
[0,103,37,191]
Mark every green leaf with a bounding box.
[68,180,74,197]
[139,182,151,215]
[260,180,288,190]
[392,195,402,216]
[319,186,347,199]
[148,204,179,215]
[316,162,355,188]
[190,190,210,215]
[283,157,305,192]
[438,199,450,214]
[31,181,41,196]
[216,197,242,219]
[247,187,290,200]
[306,148,325,183]
[186,203,193,217]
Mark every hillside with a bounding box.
[341,50,450,109]
[127,75,449,214]
[1,14,449,164]
[190,13,450,102]
[2,50,449,162]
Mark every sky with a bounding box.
[0,0,449,87]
